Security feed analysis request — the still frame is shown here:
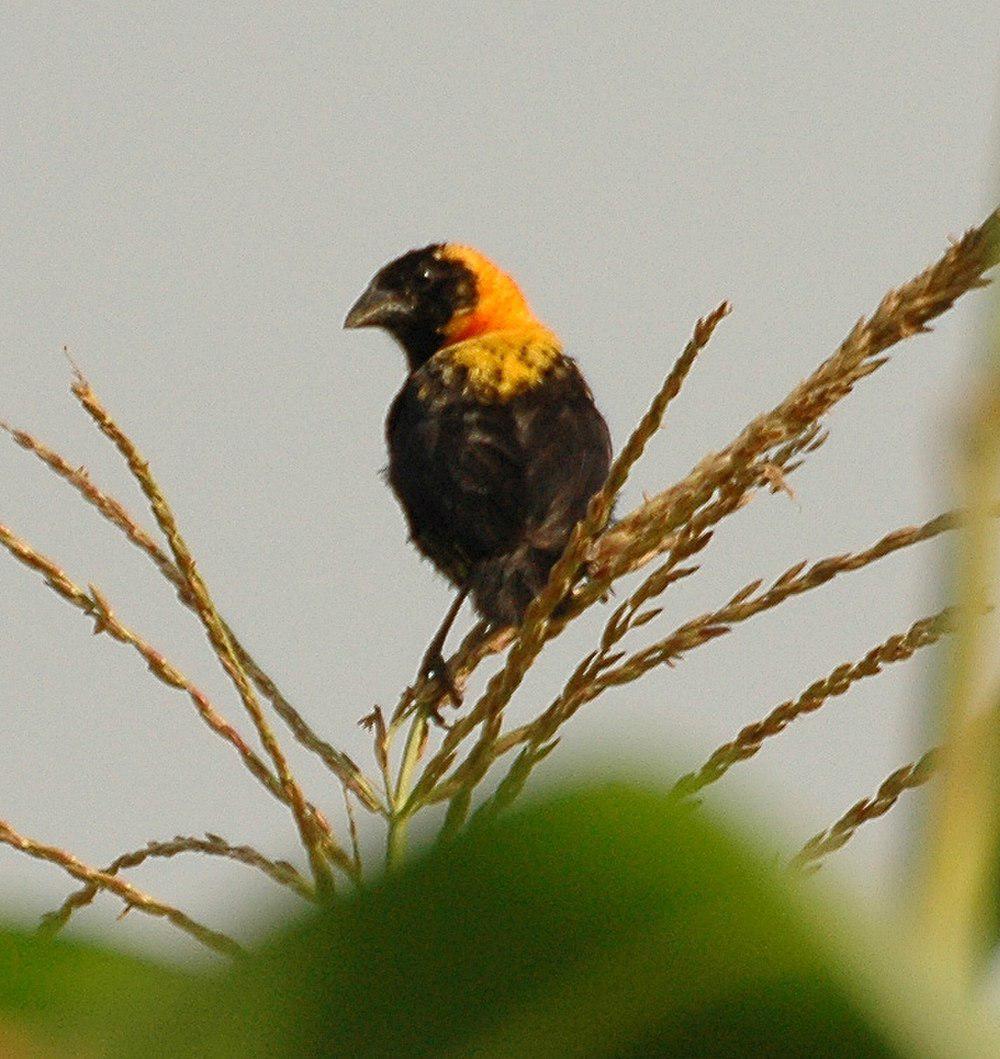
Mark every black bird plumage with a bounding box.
[345,242,611,693]
[385,346,610,625]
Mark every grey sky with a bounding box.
[1,3,998,959]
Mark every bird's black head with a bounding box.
[344,244,478,370]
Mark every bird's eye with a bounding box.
[421,266,434,282]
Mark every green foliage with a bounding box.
[4,783,999,1056]
[0,925,187,1052]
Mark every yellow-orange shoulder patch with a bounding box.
[437,326,566,402]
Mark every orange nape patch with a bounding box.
[440,245,543,344]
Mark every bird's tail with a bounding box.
[470,544,563,627]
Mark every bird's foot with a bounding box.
[419,649,463,719]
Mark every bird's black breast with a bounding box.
[385,350,611,622]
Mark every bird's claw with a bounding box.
[420,650,462,718]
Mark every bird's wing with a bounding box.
[515,364,612,551]
[386,356,610,573]
[386,380,530,568]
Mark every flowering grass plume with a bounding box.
[0,208,997,953]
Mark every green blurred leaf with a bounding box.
[145,784,996,1058]
[0,923,191,1054]
[8,784,1000,1057]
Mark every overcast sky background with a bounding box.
[1,4,998,960]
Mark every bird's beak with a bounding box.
[344,282,410,329]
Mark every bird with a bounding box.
[344,243,611,702]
